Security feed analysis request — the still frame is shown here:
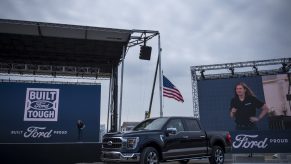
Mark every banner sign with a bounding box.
[0,82,101,143]
[24,88,60,121]
[196,74,291,153]
[231,130,291,153]
[198,76,268,131]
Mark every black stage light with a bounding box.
[52,72,56,77]
[200,70,205,79]
[281,63,288,73]
[229,67,234,76]
[139,46,152,60]
[253,66,259,75]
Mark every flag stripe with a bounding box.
[164,94,183,102]
[164,88,182,96]
[163,75,184,102]
[163,93,183,101]
[163,89,183,99]
[163,94,183,102]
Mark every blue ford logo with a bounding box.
[30,100,54,110]
[107,141,113,146]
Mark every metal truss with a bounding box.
[0,74,102,85]
[190,57,291,119]
[191,69,200,119]
[128,30,159,47]
[0,63,110,79]
[191,58,291,72]
[0,29,159,82]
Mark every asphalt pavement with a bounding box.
[76,153,291,164]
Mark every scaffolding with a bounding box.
[190,58,291,119]
[0,19,159,132]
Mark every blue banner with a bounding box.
[198,76,268,131]
[197,74,291,153]
[231,130,291,153]
[0,82,101,143]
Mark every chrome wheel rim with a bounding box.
[214,148,224,164]
[147,151,158,164]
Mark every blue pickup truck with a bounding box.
[101,116,232,164]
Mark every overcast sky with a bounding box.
[0,0,291,127]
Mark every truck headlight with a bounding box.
[124,137,139,149]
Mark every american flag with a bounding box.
[163,75,184,102]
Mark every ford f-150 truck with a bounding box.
[101,117,232,164]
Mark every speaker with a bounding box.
[139,46,152,60]
[269,116,291,130]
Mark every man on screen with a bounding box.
[230,82,269,130]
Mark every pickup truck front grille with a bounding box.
[102,137,123,149]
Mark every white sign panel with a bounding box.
[24,88,59,121]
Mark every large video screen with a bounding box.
[197,73,291,153]
[0,82,101,143]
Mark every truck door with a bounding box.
[182,118,208,156]
[163,118,188,159]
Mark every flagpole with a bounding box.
[162,70,164,113]
[158,34,163,117]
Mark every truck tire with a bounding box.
[209,145,224,164]
[140,147,159,164]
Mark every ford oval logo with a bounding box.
[107,141,113,146]
[30,100,54,110]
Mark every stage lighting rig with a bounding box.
[281,63,289,73]
[229,67,234,76]
[200,70,205,79]
[129,30,158,61]
[253,66,259,75]
[139,37,152,60]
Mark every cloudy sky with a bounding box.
[0,0,290,127]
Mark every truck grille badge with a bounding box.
[107,141,113,146]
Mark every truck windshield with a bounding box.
[133,118,168,131]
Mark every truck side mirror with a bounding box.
[166,128,177,136]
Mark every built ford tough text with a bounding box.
[101,117,232,164]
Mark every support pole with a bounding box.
[158,34,163,117]
[118,46,126,131]
[111,66,118,132]
[106,77,112,132]
[147,49,160,118]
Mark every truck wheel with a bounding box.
[140,147,159,164]
[209,146,224,164]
